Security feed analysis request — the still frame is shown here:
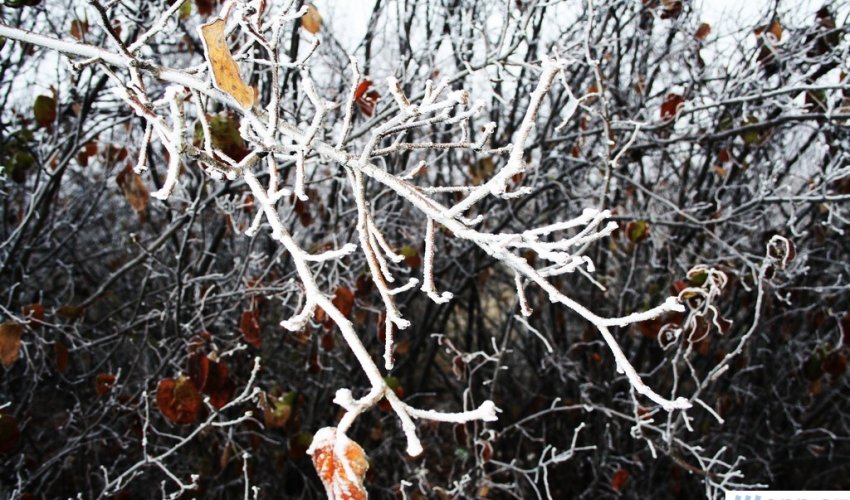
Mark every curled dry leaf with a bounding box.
[301,4,322,34]
[0,321,23,369]
[199,18,255,109]
[308,427,369,500]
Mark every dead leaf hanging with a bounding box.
[308,427,369,500]
[199,18,255,109]
[301,4,322,34]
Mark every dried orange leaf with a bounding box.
[0,321,22,369]
[302,4,322,34]
[199,18,255,109]
[308,427,369,500]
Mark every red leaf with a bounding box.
[202,356,235,409]
[354,80,380,117]
[156,375,202,425]
[21,303,45,322]
[95,373,116,396]
[354,80,372,101]
[240,310,262,348]
[660,93,684,121]
[611,467,630,491]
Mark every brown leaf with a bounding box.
[308,427,369,500]
[240,310,262,348]
[301,4,322,34]
[660,93,684,121]
[116,165,149,221]
[195,0,214,16]
[766,19,783,41]
[95,373,116,396]
[0,321,22,369]
[695,22,711,41]
[199,18,255,109]
[332,287,355,318]
[156,375,202,425]
[56,305,85,320]
[33,95,57,128]
[69,19,88,41]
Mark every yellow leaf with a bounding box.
[198,18,255,109]
[302,4,322,34]
[308,427,368,500]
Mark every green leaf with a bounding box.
[740,116,761,145]
[179,0,192,19]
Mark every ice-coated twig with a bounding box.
[335,55,361,149]
[151,86,187,200]
[422,219,453,304]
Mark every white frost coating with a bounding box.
[0,8,707,471]
[402,400,500,423]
